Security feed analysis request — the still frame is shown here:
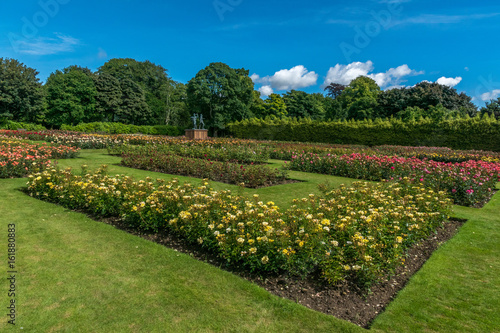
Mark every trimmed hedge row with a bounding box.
[60,122,184,136]
[227,115,500,151]
[0,120,46,131]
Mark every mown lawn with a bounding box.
[0,149,498,332]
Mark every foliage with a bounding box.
[372,145,500,163]
[60,122,184,136]
[121,152,288,188]
[98,58,185,125]
[0,120,46,131]
[109,142,269,164]
[0,129,192,148]
[282,90,327,120]
[323,83,346,99]
[481,97,500,120]
[26,167,452,288]
[324,98,347,120]
[264,94,288,118]
[378,82,478,118]
[228,116,500,152]
[187,62,254,136]
[249,90,267,118]
[0,58,45,123]
[44,66,98,127]
[337,76,381,120]
[285,152,500,206]
[94,72,122,122]
[117,78,152,125]
[0,138,79,178]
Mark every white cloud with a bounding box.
[464,67,469,71]
[257,65,318,91]
[323,61,423,88]
[250,73,261,82]
[436,76,462,87]
[13,33,79,55]
[258,85,274,97]
[479,89,500,101]
[323,61,374,86]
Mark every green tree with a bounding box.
[395,106,425,121]
[281,90,326,119]
[187,62,254,136]
[480,97,500,120]
[324,97,347,120]
[323,82,345,99]
[338,76,381,120]
[160,81,189,126]
[45,66,97,127]
[98,58,177,125]
[264,93,287,118]
[249,90,266,118]
[0,58,44,123]
[407,82,477,116]
[118,78,152,125]
[94,72,122,122]
[376,87,411,118]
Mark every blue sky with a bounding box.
[1,0,499,106]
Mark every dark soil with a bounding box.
[95,214,465,328]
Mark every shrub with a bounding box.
[121,152,288,188]
[0,120,46,131]
[0,138,79,178]
[61,122,184,136]
[227,116,500,151]
[285,152,500,206]
[26,167,452,287]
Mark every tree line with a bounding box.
[1,57,498,135]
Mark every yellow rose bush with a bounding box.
[26,166,452,287]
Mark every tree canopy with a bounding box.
[98,58,182,125]
[377,82,477,118]
[187,62,254,135]
[0,58,44,123]
[324,82,345,99]
[337,76,381,120]
[0,57,489,130]
[45,66,97,127]
[481,97,500,119]
[264,93,288,118]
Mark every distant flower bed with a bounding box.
[120,152,288,188]
[372,145,500,163]
[285,153,500,207]
[26,166,452,288]
[109,142,269,164]
[0,138,79,178]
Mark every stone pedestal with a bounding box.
[185,129,208,140]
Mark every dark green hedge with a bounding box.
[60,122,184,136]
[227,115,500,151]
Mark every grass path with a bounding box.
[0,149,498,332]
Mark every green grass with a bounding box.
[0,149,498,332]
